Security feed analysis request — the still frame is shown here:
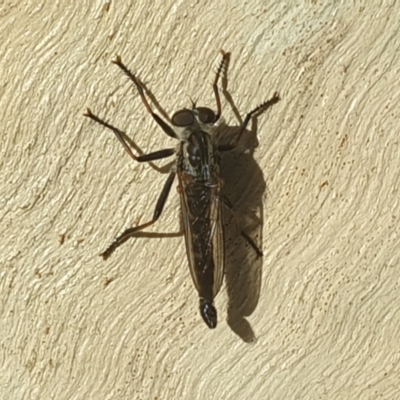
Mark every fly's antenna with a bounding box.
[187,95,198,109]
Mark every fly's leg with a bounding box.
[84,108,176,163]
[218,92,280,152]
[213,51,230,122]
[222,197,263,258]
[101,171,176,260]
[112,56,177,139]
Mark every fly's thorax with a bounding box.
[178,129,220,183]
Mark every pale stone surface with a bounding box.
[1,1,399,399]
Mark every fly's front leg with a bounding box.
[101,171,176,260]
[213,51,230,122]
[84,108,176,163]
[222,196,263,258]
[112,56,177,139]
[218,92,280,152]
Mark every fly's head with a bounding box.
[199,298,217,329]
[173,107,220,182]
[171,106,217,135]
[171,106,218,144]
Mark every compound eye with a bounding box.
[172,110,194,126]
[197,107,216,124]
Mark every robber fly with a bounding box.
[84,51,279,328]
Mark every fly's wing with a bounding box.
[179,177,225,301]
[207,189,225,298]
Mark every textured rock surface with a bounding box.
[1,2,399,399]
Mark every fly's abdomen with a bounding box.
[180,181,225,303]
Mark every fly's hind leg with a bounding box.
[222,196,263,258]
[101,171,176,260]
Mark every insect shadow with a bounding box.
[219,118,266,343]
[84,52,279,335]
